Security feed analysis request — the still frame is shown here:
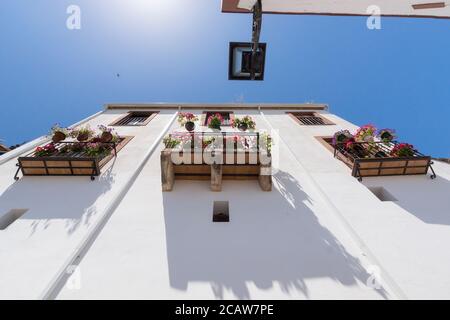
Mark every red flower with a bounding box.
[390,143,415,157]
[207,113,224,125]
[34,143,57,156]
[343,137,356,150]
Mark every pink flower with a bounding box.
[390,143,415,157]
[207,113,224,125]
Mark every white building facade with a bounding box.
[0,103,449,300]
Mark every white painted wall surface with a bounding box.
[0,109,176,299]
[2,106,450,300]
[58,109,392,299]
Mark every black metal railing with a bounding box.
[115,114,150,126]
[297,115,326,125]
[14,140,118,181]
[167,131,263,152]
[333,140,427,162]
[332,140,436,181]
[23,140,118,159]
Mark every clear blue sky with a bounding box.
[1,0,450,157]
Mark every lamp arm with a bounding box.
[251,0,262,80]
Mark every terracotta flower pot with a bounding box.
[100,131,113,143]
[238,123,248,131]
[52,131,66,143]
[185,121,195,132]
[77,133,89,142]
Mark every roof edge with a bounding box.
[221,0,450,19]
[105,102,328,111]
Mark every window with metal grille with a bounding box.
[288,112,334,126]
[203,111,234,126]
[110,111,157,126]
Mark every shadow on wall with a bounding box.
[162,170,388,299]
[0,164,116,235]
[383,175,450,226]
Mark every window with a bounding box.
[109,111,158,126]
[412,2,445,10]
[316,136,334,150]
[315,135,352,167]
[288,112,334,126]
[203,111,234,126]
[213,201,229,222]
[0,144,10,154]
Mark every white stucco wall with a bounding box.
[57,109,391,300]
[2,105,450,300]
[0,108,176,299]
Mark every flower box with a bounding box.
[332,140,436,181]
[161,132,272,191]
[15,137,132,180]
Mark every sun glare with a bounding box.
[127,0,183,18]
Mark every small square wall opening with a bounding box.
[213,201,229,222]
[368,187,397,202]
[0,209,28,230]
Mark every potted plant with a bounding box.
[163,135,181,149]
[232,115,256,131]
[69,142,86,153]
[50,124,69,143]
[34,143,58,157]
[177,112,198,132]
[332,130,353,146]
[390,143,415,157]
[354,124,377,143]
[260,132,273,156]
[172,132,195,150]
[207,113,223,130]
[85,142,112,157]
[202,136,216,149]
[377,128,396,144]
[98,125,115,143]
[343,138,369,158]
[71,125,94,142]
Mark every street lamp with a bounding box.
[228,42,266,81]
[228,0,265,81]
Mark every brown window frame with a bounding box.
[315,136,354,168]
[201,111,235,127]
[412,3,445,10]
[109,111,159,126]
[287,112,335,126]
[315,136,335,153]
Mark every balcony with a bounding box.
[332,140,436,181]
[14,137,131,181]
[161,131,272,191]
